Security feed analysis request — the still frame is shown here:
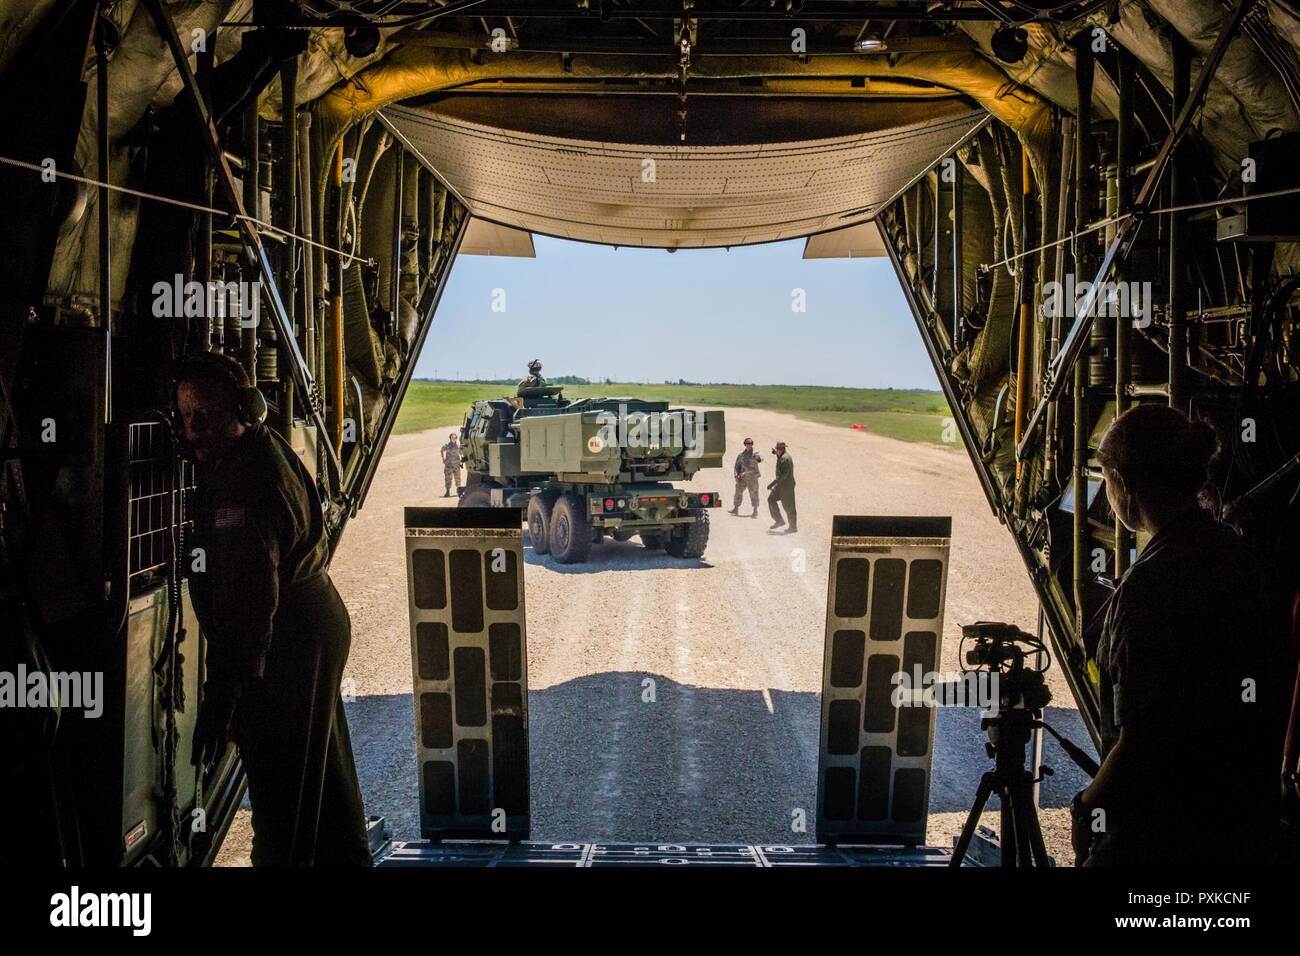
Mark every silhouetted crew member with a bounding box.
[1073,404,1287,867]
[441,433,463,497]
[517,358,547,395]
[175,353,370,867]
[767,441,797,533]
[729,438,762,517]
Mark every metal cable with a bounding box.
[0,153,376,266]
[982,184,1300,273]
[223,0,487,28]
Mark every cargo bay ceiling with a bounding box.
[16,0,1297,293]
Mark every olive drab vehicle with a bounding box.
[458,386,726,562]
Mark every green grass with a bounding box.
[394,380,959,447]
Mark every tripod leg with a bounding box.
[1000,786,1020,867]
[1007,777,1052,867]
[1025,799,1051,867]
[950,772,996,867]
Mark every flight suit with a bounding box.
[441,441,464,497]
[732,448,762,513]
[768,452,797,531]
[1084,509,1286,866]
[190,423,370,867]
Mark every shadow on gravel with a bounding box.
[929,705,1097,813]
[528,672,821,844]
[522,537,714,573]
[346,693,420,841]
[347,675,1096,846]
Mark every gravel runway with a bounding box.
[217,405,1095,865]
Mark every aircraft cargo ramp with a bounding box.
[373,834,956,868]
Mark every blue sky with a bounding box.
[415,234,940,390]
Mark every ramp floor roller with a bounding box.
[403,507,530,840]
[816,516,952,844]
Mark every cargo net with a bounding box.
[127,420,193,593]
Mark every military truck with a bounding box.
[458,386,725,563]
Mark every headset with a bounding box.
[169,351,268,430]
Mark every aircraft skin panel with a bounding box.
[802,223,888,259]
[458,218,536,258]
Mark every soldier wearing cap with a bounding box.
[441,432,464,497]
[729,437,762,517]
[767,441,797,533]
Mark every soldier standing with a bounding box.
[174,352,370,867]
[767,441,797,533]
[729,437,762,517]
[441,432,464,497]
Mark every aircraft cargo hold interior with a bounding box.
[3,0,1300,901]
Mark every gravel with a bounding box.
[216,405,1094,866]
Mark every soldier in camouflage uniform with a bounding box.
[517,358,548,395]
[767,441,797,533]
[441,433,464,497]
[729,437,762,517]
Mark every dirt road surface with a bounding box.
[217,406,1094,865]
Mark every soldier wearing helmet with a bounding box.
[517,359,548,396]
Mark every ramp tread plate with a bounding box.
[377,841,951,867]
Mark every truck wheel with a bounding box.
[640,532,666,550]
[549,494,593,564]
[459,485,492,508]
[665,508,710,558]
[527,494,554,554]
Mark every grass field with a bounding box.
[395,380,959,447]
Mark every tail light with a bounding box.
[604,497,616,511]
[700,494,711,506]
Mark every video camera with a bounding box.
[960,621,1052,713]
[950,622,1096,866]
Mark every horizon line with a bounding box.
[412,377,942,392]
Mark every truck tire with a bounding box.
[640,531,666,550]
[527,494,554,554]
[459,485,492,508]
[549,494,593,564]
[665,508,709,558]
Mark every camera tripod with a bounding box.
[949,623,1099,867]
[950,703,1051,867]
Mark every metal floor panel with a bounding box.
[376,841,952,867]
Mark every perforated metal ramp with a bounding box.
[816,516,953,845]
[403,507,531,841]
[376,841,951,868]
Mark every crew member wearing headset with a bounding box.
[173,351,369,866]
